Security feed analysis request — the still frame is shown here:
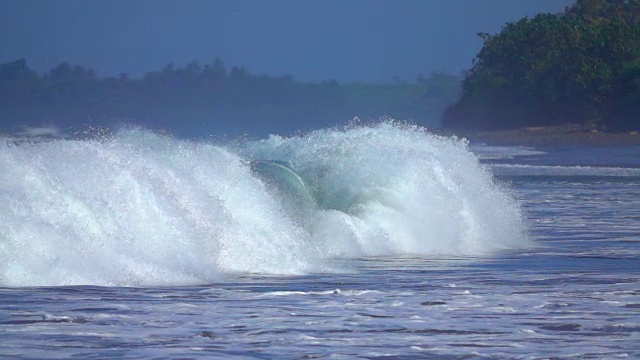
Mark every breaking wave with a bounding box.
[0,122,526,286]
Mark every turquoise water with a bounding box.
[1,124,638,358]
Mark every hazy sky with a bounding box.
[1,0,573,82]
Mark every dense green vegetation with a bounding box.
[443,0,640,131]
[0,59,459,137]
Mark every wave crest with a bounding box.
[0,122,527,287]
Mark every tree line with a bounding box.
[0,58,460,137]
[443,0,639,132]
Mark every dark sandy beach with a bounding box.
[449,124,640,148]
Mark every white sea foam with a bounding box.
[0,122,527,287]
[470,144,546,160]
[16,126,63,138]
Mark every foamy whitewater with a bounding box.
[0,123,525,287]
[2,124,639,359]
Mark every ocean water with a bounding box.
[1,123,638,359]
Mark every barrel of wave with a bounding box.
[240,122,529,257]
[249,160,317,213]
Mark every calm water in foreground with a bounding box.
[1,127,638,359]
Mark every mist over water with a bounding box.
[0,122,527,287]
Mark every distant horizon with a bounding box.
[0,0,573,82]
[2,57,463,84]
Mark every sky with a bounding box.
[0,0,574,82]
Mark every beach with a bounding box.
[450,124,640,147]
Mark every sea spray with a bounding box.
[0,129,310,287]
[0,122,527,287]
[240,122,526,257]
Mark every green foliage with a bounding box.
[0,59,459,136]
[0,59,42,115]
[418,72,462,119]
[443,0,640,131]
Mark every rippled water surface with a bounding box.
[1,129,638,359]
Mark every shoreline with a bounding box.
[444,125,640,148]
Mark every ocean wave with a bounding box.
[0,122,527,287]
